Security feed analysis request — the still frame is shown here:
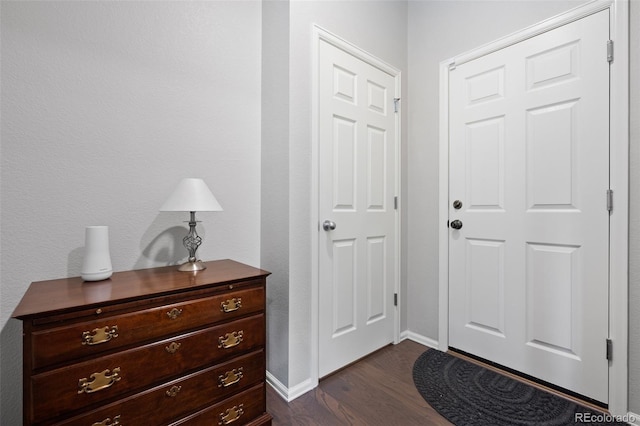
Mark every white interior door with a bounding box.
[318,37,398,378]
[448,10,610,403]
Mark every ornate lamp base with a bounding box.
[177,211,207,273]
[178,260,206,272]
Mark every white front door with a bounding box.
[448,10,610,403]
[318,36,399,377]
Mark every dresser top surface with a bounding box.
[12,259,270,319]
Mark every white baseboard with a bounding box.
[267,332,439,403]
[265,371,289,401]
[287,377,316,401]
[266,370,316,402]
[401,330,440,350]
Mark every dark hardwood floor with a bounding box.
[266,340,452,425]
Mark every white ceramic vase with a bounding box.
[81,226,113,281]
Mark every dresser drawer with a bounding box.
[30,285,265,369]
[52,350,265,426]
[30,314,265,423]
[170,384,268,426]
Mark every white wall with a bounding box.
[0,1,262,422]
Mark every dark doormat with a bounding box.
[412,350,627,426]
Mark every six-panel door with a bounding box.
[448,10,610,403]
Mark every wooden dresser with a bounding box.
[12,259,272,426]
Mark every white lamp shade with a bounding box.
[160,178,223,212]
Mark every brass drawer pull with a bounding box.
[165,385,182,397]
[221,297,242,313]
[218,404,244,425]
[165,342,182,354]
[218,367,244,387]
[218,331,243,349]
[82,326,119,346]
[166,307,183,320]
[92,415,121,426]
[78,368,121,394]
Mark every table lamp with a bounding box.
[160,178,223,271]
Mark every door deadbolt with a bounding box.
[453,200,463,209]
[450,220,463,230]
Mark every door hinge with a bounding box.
[393,98,401,113]
[394,293,398,307]
[394,196,398,210]
[607,189,613,212]
[606,338,613,361]
[607,40,614,63]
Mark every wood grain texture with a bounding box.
[12,259,269,319]
[267,340,452,426]
[55,350,266,426]
[15,260,271,425]
[30,285,265,370]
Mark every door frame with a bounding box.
[438,0,629,415]
[311,24,402,386]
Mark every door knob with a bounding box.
[322,220,337,231]
[450,220,463,230]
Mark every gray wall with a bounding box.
[628,0,640,414]
[262,0,291,387]
[0,2,263,423]
[1,0,638,421]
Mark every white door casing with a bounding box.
[316,32,400,378]
[447,9,612,404]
